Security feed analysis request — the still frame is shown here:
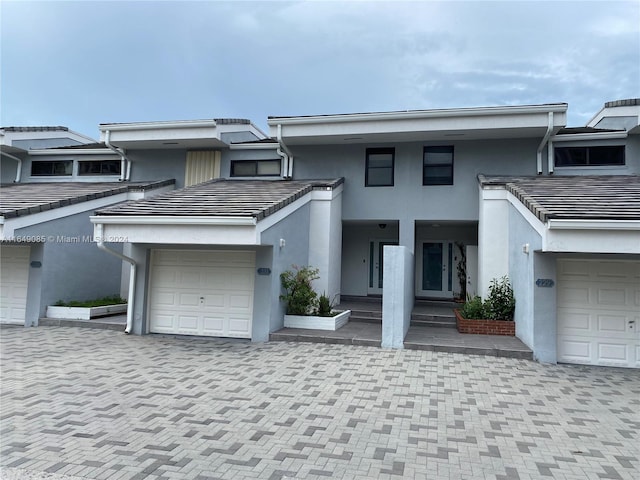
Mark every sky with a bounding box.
[1,0,639,140]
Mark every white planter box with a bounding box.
[284,310,351,331]
[46,304,127,320]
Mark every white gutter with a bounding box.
[104,130,131,181]
[551,131,628,142]
[268,103,569,126]
[276,124,294,178]
[547,219,640,230]
[29,148,118,155]
[536,112,554,174]
[1,151,22,182]
[95,223,136,334]
[90,215,257,226]
[100,119,218,131]
[229,143,279,150]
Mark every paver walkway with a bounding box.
[1,326,639,480]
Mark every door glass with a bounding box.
[422,243,443,291]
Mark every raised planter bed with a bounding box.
[284,310,351,331]
[454,309,515,336]
[46,304,127,320]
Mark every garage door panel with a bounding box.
[201,316,224,335]
[597,315,629,335]
[149,249,255,338]
[558,337,591,361]
[598,343,629,365]
[558,259,639,368]
[152,314,175,331]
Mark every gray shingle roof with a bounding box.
[95,179,344,220]
[0,180,175,219]
[480,175,640,222]
[1,126,69,132]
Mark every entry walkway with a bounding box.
[271,298,532,359]
[270,323,532,359]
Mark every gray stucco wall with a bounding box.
[127,149,187,188]
[15,211,124,321]
[291,138,540,222]
[508,205,543,351]
[1,155,20,183]
[260,202,312,337]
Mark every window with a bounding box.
[555,146,625,167]
[423,146,453,185]
[31,160,73,176]
[78,160,121,176]
[365,148,394,186]
[230,159,281,177]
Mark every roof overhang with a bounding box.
[29,148,118,156]
[98,119,266,150]
[498,188,640,255]
[268,104,568,145]
[89,185,340,246]
[552,131,627,142]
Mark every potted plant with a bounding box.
[454,276,516,336]
[46,295,127,320]
[280,265,351,330]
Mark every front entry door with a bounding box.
[418,241,453,299]
[368,240,398,295]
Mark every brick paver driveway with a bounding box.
[1,327,638,480]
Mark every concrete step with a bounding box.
[39,317,126,331]
[410,318,457,328]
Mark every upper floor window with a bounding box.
[231,159,281,177]
[79,160,121,176]
[31,160,73,176]
[365,148,394,187]
[423,146,453,185]
[555,146,625,167]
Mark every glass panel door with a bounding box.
[368,240,398,295]
[418,241,453,299]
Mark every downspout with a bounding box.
[276,124,294,179]
[104,130,131,181]
[547,137,554,174]
[536,112,554,174]
[1,151,22,182]
[95,223,136,334]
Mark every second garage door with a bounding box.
[557,259,640,368]
[149,249,255,338]
[0,245,30,325]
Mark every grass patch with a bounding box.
[54,295,127,308]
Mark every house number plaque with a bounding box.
[535,278,554,288]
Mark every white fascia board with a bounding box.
[95,222,259,245]
[552,132,627,142]
[545,229,640,254]
[547,219,640,230]
[268,104,568,126]
[229,143,279,150]
[99,120,218,132]
[1,192,133,238]
[29,149,118,156]
[90,215,256,226]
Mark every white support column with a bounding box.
[308,186,343,301]
[478,186,510,297]
[399,218,415,254]
[382,245,414,349]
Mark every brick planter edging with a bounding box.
[454,309,515,336]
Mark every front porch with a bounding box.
[270,298,532,359]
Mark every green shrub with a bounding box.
[280,265,319,315]
[460,295,486,319]
[316,293,333,317]
[460,276,515,321]
[484,276,516,320]
[53,295,127,308]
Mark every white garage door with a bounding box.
[0,245,30,325]
[557,259,640,368]
[149,249,255,338]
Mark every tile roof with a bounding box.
[1,126,69,132]
[95,179,343,220]
[0,180,175,219]
[479,175,640,222]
